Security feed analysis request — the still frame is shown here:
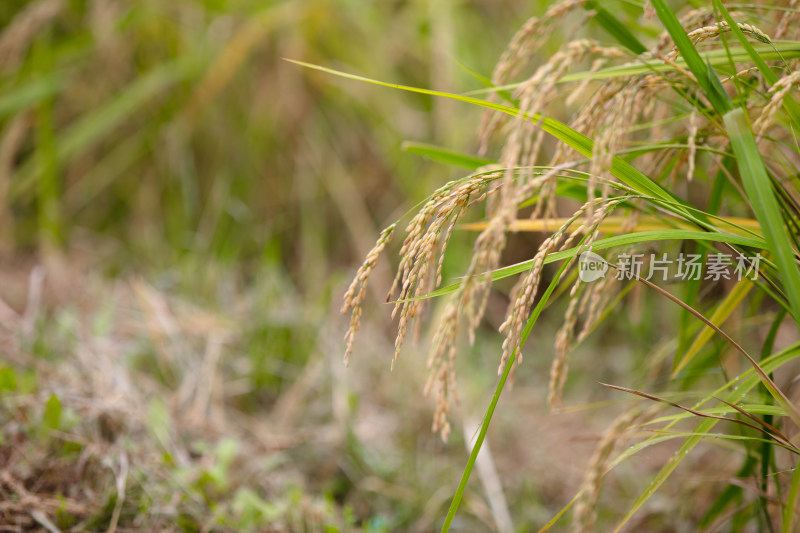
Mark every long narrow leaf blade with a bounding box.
[402,141,495,170]
[713,0,800,130]
[287,60,697,219]
[421,229,767,301]
[650,0,732,114]
[672,279,753,375]
[724,107,800,326]
[585,0,646,55]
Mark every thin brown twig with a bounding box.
[601,258,800,428]
[600,383,799,454]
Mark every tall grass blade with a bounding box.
[33,35,61,248]
[584,1,646,55]
[713,0,800,130]
[608,344,800,532]
[649,0,732,114]
[0,75,64,119]
[441,258,574,532]
[421,229,767,301]
[724,107,800,325]
[10,56,203,201]
[672,280,753,376]
[783,458,800,533]
[287,60,698,221]
[402,141,495,170]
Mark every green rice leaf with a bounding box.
[441,253,575,532]
[402,141,495,170]
[649,0,732,115]
[287,60,698,222]
[713,0,800,130]
[723,107,800,325]
[609,343,800,532]
[647,404,788,424]
[464,43,800,94]
[672,279,754,376]
[784,457,800,533]
[585,0,646,55]
[420,229,767,301]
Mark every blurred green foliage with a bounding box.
[0,2,558,531]
[1,0,538,296]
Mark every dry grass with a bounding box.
[0,256,363,531]
[2,254,743,531]
[0,255,657,532]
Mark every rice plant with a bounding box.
[323,0,800,530]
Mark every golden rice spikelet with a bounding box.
[479,0,591,154]
[573,408,645,532]
[665,21,770,62]
[425,300,460,441]
[775,0,800,40]
[754,71,800,141]
[687,110,698,182]
[341,224,396,366]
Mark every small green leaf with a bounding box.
[785,457,800,533]
[585,0,646,55]
[0,367,16,391]
[402,142,495,170]
[42,393,62,431]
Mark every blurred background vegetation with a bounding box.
[0,0,733,531]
